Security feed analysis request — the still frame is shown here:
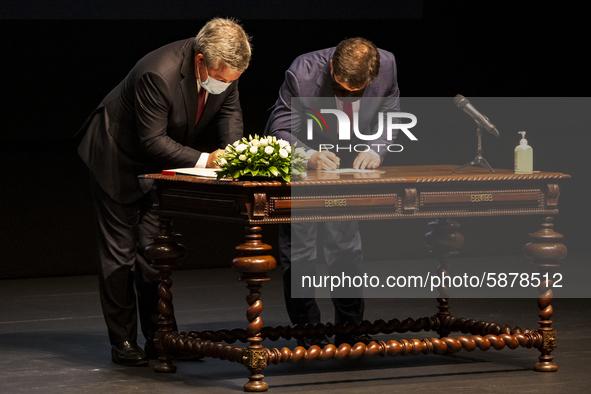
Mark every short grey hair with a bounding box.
[194,17,252,73]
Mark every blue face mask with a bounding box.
[197,63,231,95]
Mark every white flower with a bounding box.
[295,147,306,155]
[250,146,258,154]
[278,139,290,148]
[218,158,227,166]
[239,154,247,161]
[236,144,248,153]
[285,145,291,153]
[233,141,239,147]
[260,138,269,146]
[250,139,260,147]
[264,146,274,155]
[279,148,288,158]
[225,145,233,152]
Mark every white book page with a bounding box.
[165,168,219,177]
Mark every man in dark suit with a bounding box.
[264,37,400,348]
[77,18,252,366]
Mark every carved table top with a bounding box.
[141,165,570,224]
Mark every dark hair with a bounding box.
[332,37,380,89]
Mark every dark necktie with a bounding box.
[195,87,206,125]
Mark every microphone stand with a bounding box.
[453,126,495,173]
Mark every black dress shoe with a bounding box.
[111,341,149,366]
[334,333,374,347]
[296,335,331,349]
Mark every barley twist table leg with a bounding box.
[425,219,464,338]
[524,217,566,372]
[144,214,186,373]
[232,226,277,392]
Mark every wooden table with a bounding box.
[141,165,570,392]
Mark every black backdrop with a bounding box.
[1,2,588,278]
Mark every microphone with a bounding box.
[453,94,500,137]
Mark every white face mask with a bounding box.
[197,62,231,95]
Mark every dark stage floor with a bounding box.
[1,253,590,393]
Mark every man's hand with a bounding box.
[353,152,381,170]
[308,151,340,170]
[206,149,226,168]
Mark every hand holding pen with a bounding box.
[308,151,340,170]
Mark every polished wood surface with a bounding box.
[143,165,570,185]
[141,165,570,391]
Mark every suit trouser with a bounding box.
[89,174,161,345]
[278,221,364,326]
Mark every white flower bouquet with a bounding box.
[215,134,307,182]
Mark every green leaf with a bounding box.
[268,166,279,176]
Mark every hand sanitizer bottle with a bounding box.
[514,131,533,174]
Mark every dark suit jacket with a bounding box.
[78,39,243,203]
[264,47,400,167]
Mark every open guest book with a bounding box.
[161,168,219,177]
